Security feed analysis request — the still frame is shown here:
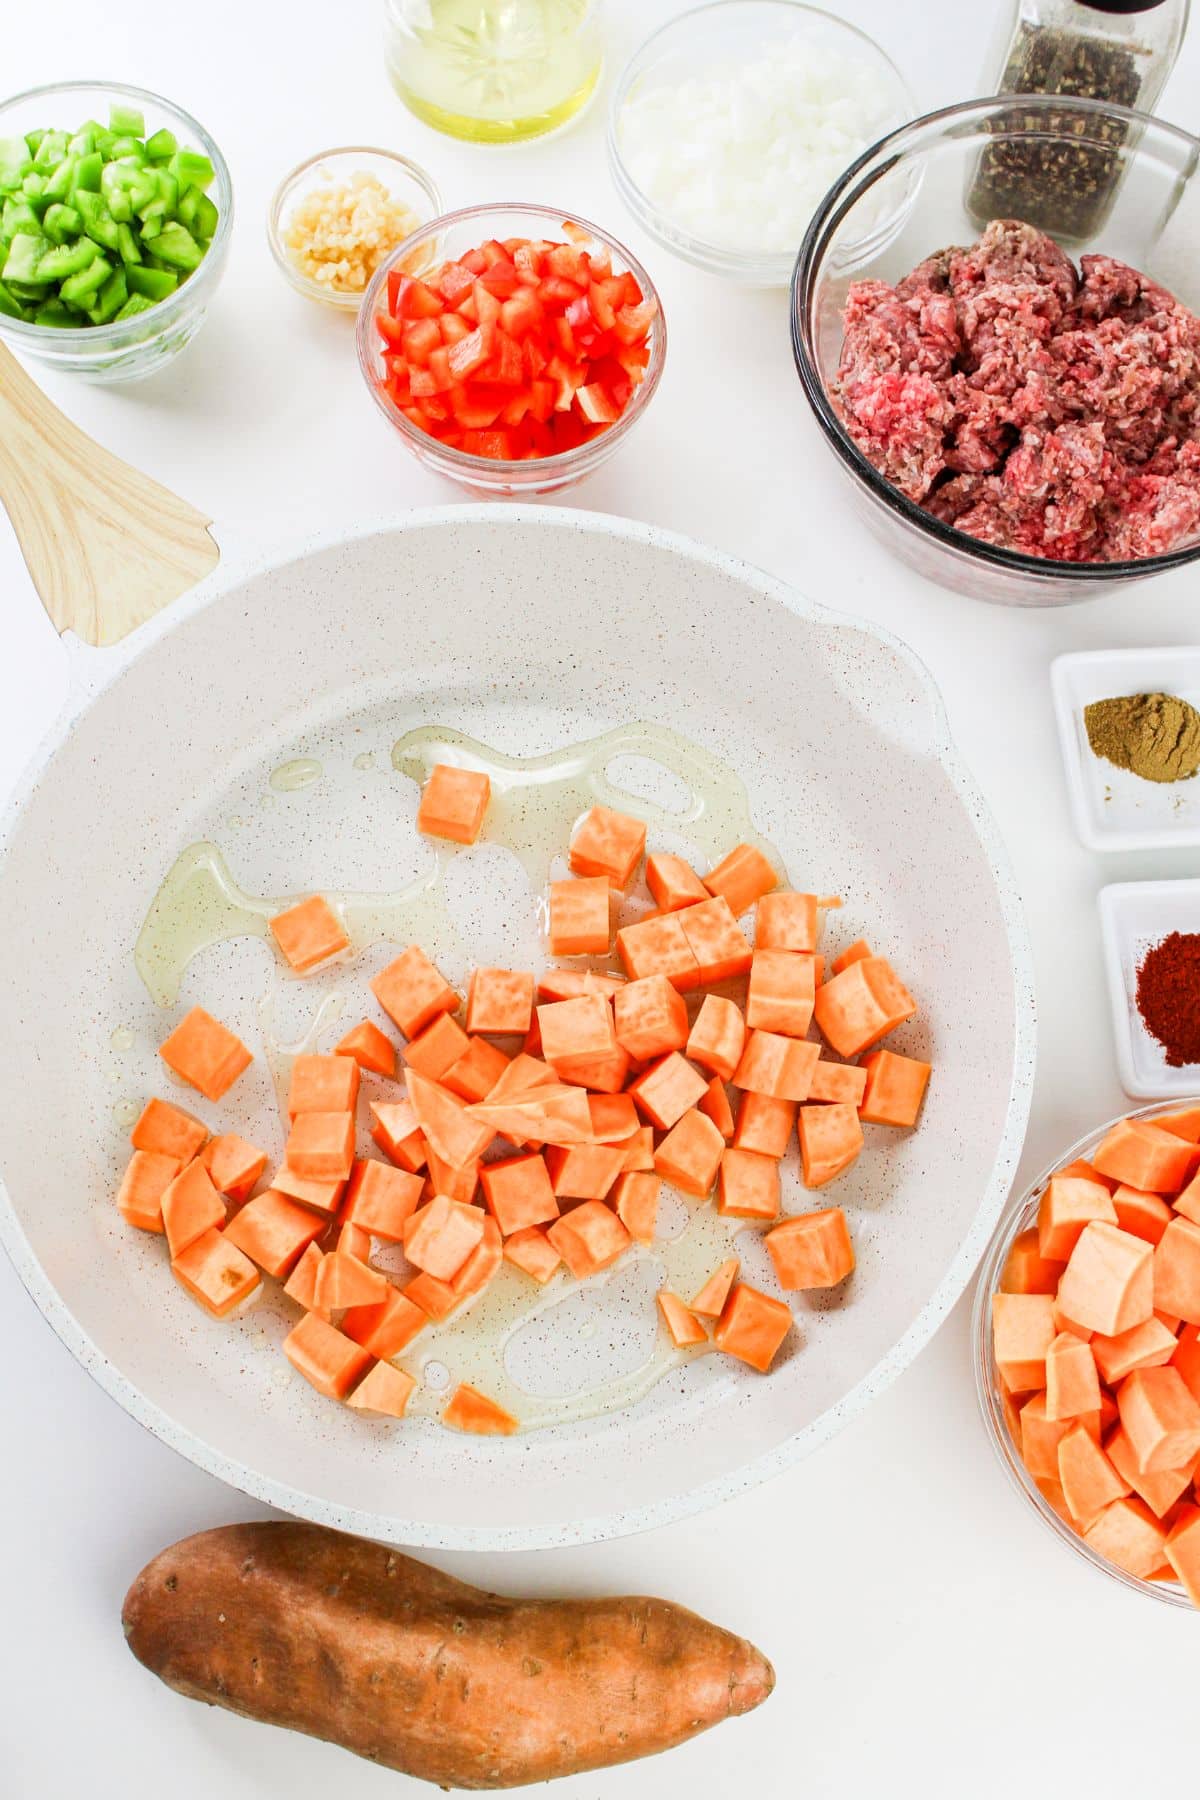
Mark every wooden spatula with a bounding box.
[0,339,219,647]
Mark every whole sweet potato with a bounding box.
[122,1521,773,1788]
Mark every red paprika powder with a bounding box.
[1136,932,1200,1068]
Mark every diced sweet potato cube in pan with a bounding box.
[200,1133,267,1203]
[131,1096,207,1163]
[613,974,689,1061]
[117,1150,180,1233]
[1082,1495,1167,1579]
[404,1195,485,1281]
[335,1019,396,1077]
[687,995,745,1084]
[269,895,349,972]
[407,1070,493,1168]
[807,1060,868,1106]
[629,1053,708,1130]
[371,945,458,1039]
[284,1110,356,1183]
[646,852,707,913]
[504,1225,562,1283]
[343,1159,423,1240]
[756,891,819,954]
[480,1153,559,1236]
[451,1217,503,1302]
[1057,1424,1129,1528]
[369,1100,427,1172]
[654,1109,724,1198]
[859,1049,931,1128]
[765,1207,854,1288]
[568,805,646,888]
[538,994,615,1073]
[347,1361,416,1418]
[443,1036,511,1104]
[443,1383,518,1435]
[283,1244,327,1317]
[733,1092,796,1159]
[223,1190,326,1279]
[588,1093,639,1143]
[1019,1393,1099,1479]
[403,1271,458,1320]
[466,967,534,1036]
[746,949,815,1038]
[404,1012,470,1082]
[417,764,491,845]
[699,1076,735,1140]
[678,897,753,984]
[288,1052,360,1117]
[691,1258,739,1317]
[338,1221,372,1262]
[1038,1175,1118,1262]
[657,1290,707,1347]
[830,938,871,976]
[1173,1323,1200,1403]
[469,1083,594,1146]
[283,1312,373,1400]
[703,843,777,917]
[713,1283,792,1372]
[1000,1228,1064,1296]
[537,969,626,1002]
[546,1201,630,1278]
[1056,1222,1153,1337]
[545,1142,625,1200]
[812,957,916,1060]
[1045,1331,1101,1420]
[620,1125,656,1171]
[548,877,611,956]
[616,912,699,990]
[717,1147,780,1221]
[172,1228,260,1319]
[1092,1118,1195,1194]
[612,1171,659,1244]
[734,1031,819,1103]
[161,1159,226,1260]
[314,1252,389,1312]
[992,1292,1057,1393]
[342,1287,426,1359]
[272,1165,345,1215]
[160,1005,252,1102]
[798,1102,863,1186]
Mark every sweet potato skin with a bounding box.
[121,1522,774,1789]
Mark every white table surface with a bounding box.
[3,4,1200,1795]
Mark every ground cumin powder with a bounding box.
[1084,692,1200,784]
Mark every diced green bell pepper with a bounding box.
[2,197,41,241]
[178,187,218,240]
[23,129,45,157]
[1,231,49,284]
[148,220,202,272]
[33,297,78,326]
[33,130,69,171]
[127,262,177,300]
[169,149,214,192]
[72,150,103,193]
[42,155,78,204]
[108,103,145,138]
[75,188,121,251]
[35,236,98,281]
[116,221,142,263]
[87,266,128,323]
[144,128,177,162]
[114,291,155,320]
[68,130,96,157]
[0,278,30,319]
[42,201,83,244]
[139,213,162,241]
[59,252,111,305]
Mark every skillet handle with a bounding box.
[0,340,219,648]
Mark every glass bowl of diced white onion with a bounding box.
[607,0,917,287]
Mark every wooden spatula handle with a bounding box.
[0,339,219,647]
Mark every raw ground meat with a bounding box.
[832,218,1200,562]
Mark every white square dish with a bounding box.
[1052,649,1200,851]
[1099,879,1200,1098]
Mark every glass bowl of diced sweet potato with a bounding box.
[973,1099,1200,1607]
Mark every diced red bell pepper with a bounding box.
[479,259,520,298]
[473,281,503,329]
[394,275,444,320]
[402,317,443,366]
[576,382,622,424]
[440,312,472,346]
[501,288,545,340]
[615,299,657,345]
[448,382,509,429]
[538,274,585,309]
[447,326,494,381]
[463,427,516,459]
[461,248,487,275]
[376,309,407,348]
[438,261,477,306]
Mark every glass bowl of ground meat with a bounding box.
[791,97,1200,604]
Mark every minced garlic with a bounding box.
[283,170,421,294]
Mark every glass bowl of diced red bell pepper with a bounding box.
[972,1099,1200,1608]
[356,202,666,496]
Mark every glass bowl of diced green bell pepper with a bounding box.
[0,80,232,382]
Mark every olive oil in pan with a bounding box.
[133,722,785,1431]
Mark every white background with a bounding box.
[3,3,1199,1795]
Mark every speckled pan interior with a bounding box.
[0,507,1035,1549]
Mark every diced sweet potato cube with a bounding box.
[612,975,689,1061]
[629,1052,708,1130]
[371,945,458,1040]
[704,843,777,916]
[369,1100,427,1173]
[1000,1228,1065,1296]
[717,1147,780,1220]
[407,1070,493,1168]
[450,1216,503,1302]
[223,1189,326,1278]
[612,1171,659,1244]
[480,1153,559,1235]
[557,1047,631,1094]
[798,1102,863,1187]
[537,969,626,1002]
[469,1083,594,1147]
[1154,1105,1200,1143]
[1045,1332,1101,1420]
[1154,1216,1200,1323]
[1060,1157,1117,1191]
[1056,1222,1154,1337]
[161,1159,226,1260]
[1106,1426,1197,1518]
[288,1052,360,1117]
[171,1228,260,1318]
[1053,1300,1094,1342]
[200,1133,267,1203]
[417,763,490,844]
[404,1195,485,1281]
[1082,1495,1167,1579]
[686,995,745,1084]
[699,1076,735,1140]
[657,1290,707,1347]
[284,1110,356,1182]
[1113,1184,1174,1244]
[403,1271,458,1319]
[568,805,646,888]
[733,1092,796,1158]
[314,1252,389,1312]
[546,1200,630,1278]
[812,957,916,1060]
[283,1311,373,1399]
[1038,1175,1119,1262]
[342,1286,426,1358]
[1091,1316,1178,1386]
[713,1283,792,1371]
[272,1165,345,1215]
[1173,1322,1200,1403]
[1092,1118,1196,1194]
[620,1125,656,1171]
[347,1361,416,1418]
[268,894,348,972]
[404,1012,470,1082]
[1117,1365,1200,1473]
[545,1142,625,1200]
[1035,1476,1073,1526]
[765,1207,854,1288]
[859,1049,931,1128]
[756,891,819,953]
[807,1060,868,1106]
[466,967,534,1036]
[746,949,816,1038]
[117,1149,180,1233]
[283,1243,327,1317]
[830,938,871,976]
[443,1036,511,1104]
[616,912,700,991]
[504,1225,562,1283]
[335,1019,396,1077]
[130,1096,207,1163]
[654,1109,725,1198]
[1018,1394,1076,1478]
[538,994,616,1074]
[691,1258,739,1317]
[548,876,611,956]
[646,852,707,913]
[734,1031,819,1103]
[588,1093,639,1143]
[1165,1502,1200,1602]
[343,1158,423,1240]
[339,1221,372,1262]
[678,896,753,984]
[159,1006,252,1102]
[443,1383,518,1436]
[992,1292,1057,1393]
[1057,1424,1129,1528]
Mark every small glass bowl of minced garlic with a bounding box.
[268,148,443,309]
[1053,650,1200,852]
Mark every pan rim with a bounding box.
[0,505,1036,1549]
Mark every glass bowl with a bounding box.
[972,1098,1200,1609]
[608,0,914,288]
[0,80,232,384]
[267,146,442,312]
[791,96,1200,604]
[355,201,666,497]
